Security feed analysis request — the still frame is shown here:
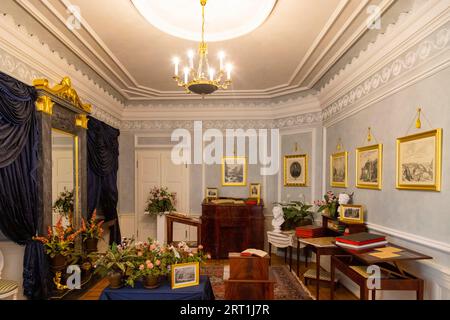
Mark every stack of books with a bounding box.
[296,225,324,238]
[335,232,387,250]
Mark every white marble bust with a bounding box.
[272,206,285,233]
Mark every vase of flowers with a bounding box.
[53,188,74,225]
[93,239,136,289]
[314,191,339,218]
[81,209,104,253]
[145,187,176,216]
[34,216,81,271]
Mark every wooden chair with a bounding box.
[0,249,19,300]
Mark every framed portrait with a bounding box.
[396,129,442,191]
[284,154,308,187]
[249,183,261,200]
[205,187,218,200]
[339,204,364,224]
[356,144,383,190]
[171,262,200,289]
[222,156,247,186]
[330,152,348,188]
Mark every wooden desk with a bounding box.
[166,214,201,246]
[330,244,432,300]
[298,237,342,300]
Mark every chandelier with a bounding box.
[172,0,232,96]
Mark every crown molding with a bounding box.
[319,0,450,126]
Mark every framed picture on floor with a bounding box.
[396,129,442,191]
[284,154,308,187]
[171,262,200,289]
[222,156,247,186]
[330,152,348,188]
[339,204,364,224]
[356,144,383,190]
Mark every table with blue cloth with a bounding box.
[99,275,214,300]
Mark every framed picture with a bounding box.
[330,152,348,188]
[171,262,200,289]
[249,183,261,200]
[356,144,383,190]
[396,129,442,191]
[284,154,308,187]
[339,204,364,224]
[206,187,218,200]
[222,156,247,186]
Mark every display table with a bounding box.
[99,276,214,300]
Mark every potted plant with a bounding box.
[274,201,315,231]
[34,216,81,271]
[93,239,136,289]
[314,191,339,218]
[127,239,171,289]
[145,187,176,216]
[81,209,104,253]
[53,188,74,225]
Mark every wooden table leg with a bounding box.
[296,241,300,276]
[417,279,424,300]
[268,243,272,265]
[305,246,308,268]
[360,285,369,300]
[330,256,335,300]
[371,290,376,300]
[284,247,287,263]
[316,251,320,300]
[289,246,292,271]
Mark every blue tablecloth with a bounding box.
[99,275,214,300]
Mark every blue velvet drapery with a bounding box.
[0,71,49,299]
[87,116,121,244]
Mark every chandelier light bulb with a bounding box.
[218,51,225,70]
[183,67,190,83]
[173,57,180,76]
[226,63,233,80]
[209,68,215,81]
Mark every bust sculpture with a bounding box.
[272,206,285,233]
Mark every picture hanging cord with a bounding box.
[405,107,434,135]
[361,127,379,145]
[293,142,301,153]
[336,138,343,151]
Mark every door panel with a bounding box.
[136,150,189,243]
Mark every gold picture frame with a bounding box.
[171,262,200,289]
[396,129,442,191]
[339,204,364,224]
[330,152,348,188]
[205,187,218,200]
[222,156,247,186]
[249,183,261,202]
[284,154,308,187]
[356,144,383,190]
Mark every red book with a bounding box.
[335,232,385,246]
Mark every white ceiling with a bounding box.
[7,0,400,102]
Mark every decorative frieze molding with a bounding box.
[322,26,450,123]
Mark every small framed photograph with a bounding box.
[356,144,383,190]
[284,154,308,187]
[330,152,348,188]
[249,183,261,200]
[171,262,200,289]
[339,204,364,224]
[396,129,442,191]
[222,156,247,186]
[206,187,218,200]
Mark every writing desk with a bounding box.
[298,237,342,300]
[166,214,201,246]
[330,243,432,300]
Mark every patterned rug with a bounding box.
[202,263,314,300]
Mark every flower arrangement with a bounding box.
[169,241,211,264]
[81,209,104,241]
[145,187,176,216]
[34,216,81,258]
[53,188,74,218]
[314,191,339,218]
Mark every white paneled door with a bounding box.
[136,150,189,243]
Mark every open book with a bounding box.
[241,248,268,258]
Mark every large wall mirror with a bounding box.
[51,129,78,227]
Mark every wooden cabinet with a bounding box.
[201,201,265,259]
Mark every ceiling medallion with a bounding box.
[172,0,232,97]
